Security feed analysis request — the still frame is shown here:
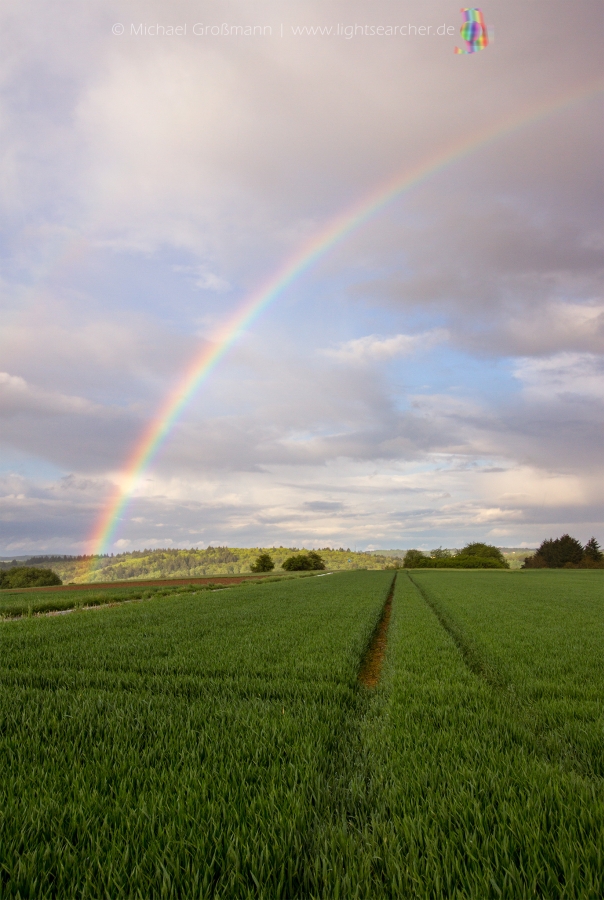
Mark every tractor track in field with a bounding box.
[405,571,601,779]
[406,571,506,689]
[358,573,396,688]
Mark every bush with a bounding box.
[406,556,506,570]
[458,543,507,565]
[250,553,275,573]
[454,556,507,569]
[282,552,326,571]
[404,544,508,569]
[0,567,62,589]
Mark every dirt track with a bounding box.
[358,574,395,688]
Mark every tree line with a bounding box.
[522,535,602,569]
[402,543,509,569]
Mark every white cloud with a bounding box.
[323,329,447,365]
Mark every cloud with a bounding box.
[173,265,231,293]
[303,500,345,511]
[352,206,603,340]
[513,352,604,402]
[464,301,604,358]
[323,329,447,364]
[0,371,142,473]
[0,371,97,416]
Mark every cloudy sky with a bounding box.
[1,0,602,555]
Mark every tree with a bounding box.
[583,537,603,562]
[521,553,547,569]
[306,551,326,570]
[529,534,584,568]
[430,547,451,559]
[457,543,507,564]
[282,551,326,571]
[0,567,62,589]
[403,549,425,568]
[250,553,275,573]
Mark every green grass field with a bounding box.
[0,582,203,619]
[0,569,602,897]
[0,573,312,619]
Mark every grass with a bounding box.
[0,571,391,898]
[0,573,317,619]
[312,570,604,897]
[0,582,211,619]
[410,569,604,779]
[0,568,602,897]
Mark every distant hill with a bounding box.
[7,547,393,584]
[1,545,538,582]
[365,549,407,558]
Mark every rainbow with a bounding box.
[87,78,604,568]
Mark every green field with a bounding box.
[1,569,602,897]
[0,573,311,619]
[0,582,207,619]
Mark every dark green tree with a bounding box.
[0,567,62,589]
[521,553,547,569]
[306,551,326,570]
[529,534,584,568]
[430,547,451,559]
[583,537,603,562]
[282,551,325,571]
[403,549,426,568]
[250,553,275,573]
[457,543,507,564]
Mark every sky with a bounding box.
[0,0,603,555]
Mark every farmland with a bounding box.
[0,573,313,620]
[0,569,602,897]
[322,570,604,897]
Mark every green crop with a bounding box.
[0,582,217,620]
[310,570,604,897]
[1,568,602,898]
[0,571,391,898]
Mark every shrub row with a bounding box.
[403,543,508,569]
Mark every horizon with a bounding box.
[0,542,542,562]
